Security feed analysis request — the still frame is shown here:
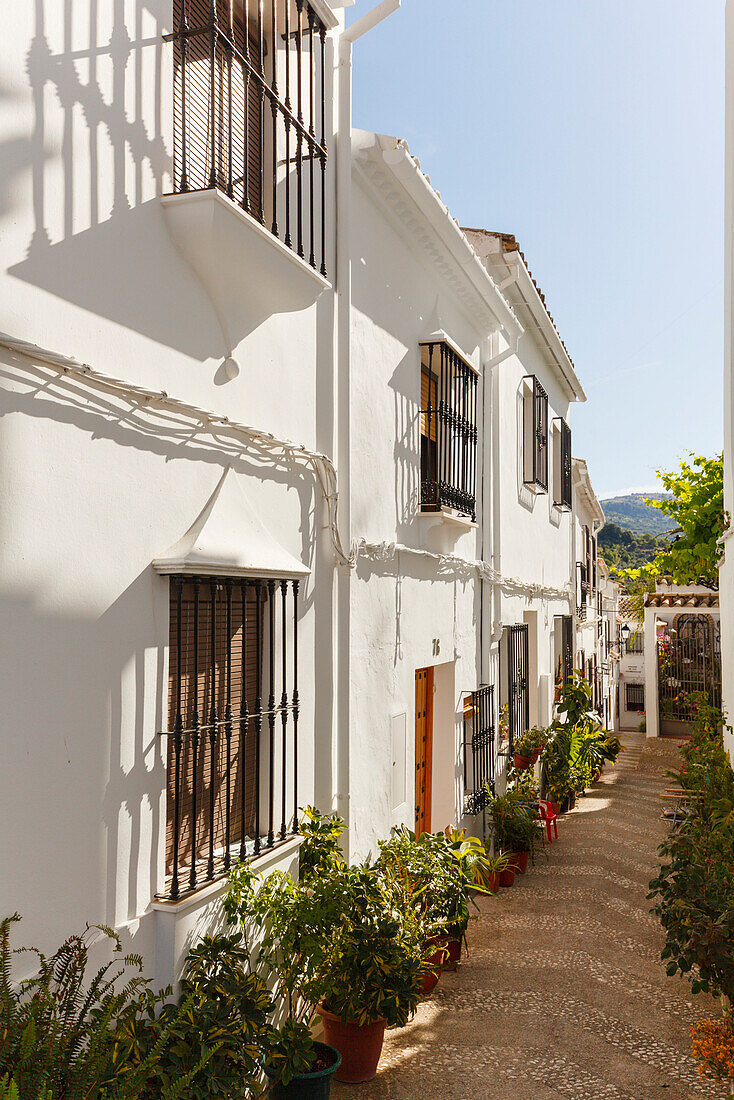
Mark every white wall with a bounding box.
[0,0,343,981]
[347,175,485,856]
[722,0,734,761]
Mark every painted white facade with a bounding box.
[0,0,603,987]
[722,0,734,759]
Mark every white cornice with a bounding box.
[352,130,523,342]
[573,458,605,525]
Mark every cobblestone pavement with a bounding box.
[332,736,727,1100]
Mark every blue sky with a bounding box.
[347,0,724,499]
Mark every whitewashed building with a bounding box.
[0,0,602,985]
[722,0,734,758]
[572,459,619,729]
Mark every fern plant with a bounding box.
[0,915,218,1100]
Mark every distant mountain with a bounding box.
[600,493,675,537]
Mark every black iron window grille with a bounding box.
[625,682,645,711]
[560,615,574,685]
[160,574,300,901]
[505,624,529,756]
[170,0,329,276]
[553,417,572,510]
[523,376,549,492]
[625,630,644,655]
[420,341,479,520]
[463,686,495,815]
[575,560,588,620]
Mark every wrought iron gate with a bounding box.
[658,614,721,735]
[506,624,529,754]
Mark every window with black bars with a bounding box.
[625,630,644,655]
[523,376,549,491]
[420,341,479,520]
[553,417,572,510]
[561,615,574,684]
[575,559,587,620]
[160,574,300,901]
[170,0,329,276]
[625,682,645,711]
[505,625,529,755]
[463,686,495,815]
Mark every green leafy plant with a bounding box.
[0,915,207,1100]
[513,727,548,757]
[617,454,725,592]
[297,805,347,879]
[485,789,544,861]
[649,697,734,1004]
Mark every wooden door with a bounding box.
[414,667,434,835]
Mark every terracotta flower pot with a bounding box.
[264,1041,342,1099]
[513,752,533,771]
[420,941,448,995]
[444,935,462,971]
[316,1005,387,1084]
[499,866,516,887]
[513,850,529,874]
[486,871,500,892]
[531,748,543,764]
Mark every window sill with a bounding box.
[417,507,477,530]
[151,835,303,916]
[523,479,548,496]
[161,189,331,348]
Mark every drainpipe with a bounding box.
[335,0,401,856]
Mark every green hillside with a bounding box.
[600,492,674,536]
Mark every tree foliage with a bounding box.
[615,454,725,591]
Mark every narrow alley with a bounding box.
[334,738,725,1100]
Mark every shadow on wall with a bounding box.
[0,354,337,948]
[0,572,164,955]
[5,0,221,360]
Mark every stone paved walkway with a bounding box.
[333,736,727,1099]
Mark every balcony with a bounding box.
[163,0,333,347]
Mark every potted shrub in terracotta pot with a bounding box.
[313,864,425,1082]
[377,827,485,975]
[512,727,548,771]
[486,789,544,882]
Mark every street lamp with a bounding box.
[620,623,631,649]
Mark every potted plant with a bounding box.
[482,849,512,891]
[224,861,344,1098]
[486,789,544,879]
[312,864,425,1083]
[512,727,548,770]
[378,828,483,972]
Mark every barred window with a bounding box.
[420,340,478,521]
[523,375,548,492]
[463,686,495,815]
[504,624,529,754]
[171,0,329,276]
[553,417,572,510]
[162,574,299,900]
[626,682,645,711]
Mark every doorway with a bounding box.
[415,667,434,834]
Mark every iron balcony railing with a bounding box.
[420,340,478,520]
[159,574,300,901]
[170,0,329,276]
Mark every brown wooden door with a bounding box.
[415,667,434,835]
